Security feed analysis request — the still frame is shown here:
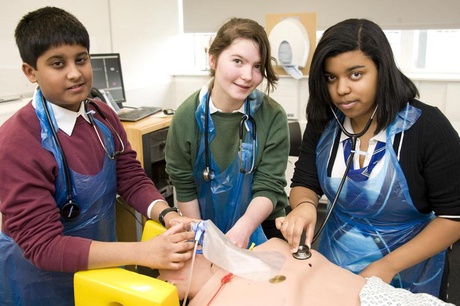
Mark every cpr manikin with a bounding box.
[157,220,452,306]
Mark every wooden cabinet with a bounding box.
[116,114,173,243]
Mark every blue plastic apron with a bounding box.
[317,104,445,296]
[193,88,266,247]
[0,90,117,306]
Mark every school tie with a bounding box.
[343,139,386,182]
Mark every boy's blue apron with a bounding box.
[317,103,445,296]
[0,90,117,306]
[193,87,266,247]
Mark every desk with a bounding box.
[116,113,173,244]
[122,113,172,167]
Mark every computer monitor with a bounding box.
[90,53,127,104]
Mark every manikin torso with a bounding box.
[189,238,366,306]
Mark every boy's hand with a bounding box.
[142,222,195,270]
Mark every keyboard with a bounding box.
[118,106,163,122]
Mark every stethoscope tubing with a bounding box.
[41,96,124,220]
[84,100,125,160]
[203,92,214,181]
[42,95,80,219]
[312,147,354,243]
[238,113,257,174]
[202,91,257,181]
[311,106,377,243]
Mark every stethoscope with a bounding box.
[293,105,378,260]
[42,96,125,220]
[202,92,257,181]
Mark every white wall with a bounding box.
[0,0,112,102]
[108,0,181,108]
[0,0,182,125]
[1,0,460,130]
[183,0,460,32]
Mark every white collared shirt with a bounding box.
[32,99,90,136]
[331,117,388,179]
[208,96,245,114]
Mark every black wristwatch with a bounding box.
[158,207,182,227]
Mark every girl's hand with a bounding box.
[226,223,251,249]
[276,204,317,252]
[359,259,397,284]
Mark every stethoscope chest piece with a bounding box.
[202,167,215,182]
[60,201,80,220]
[292,245,312,260]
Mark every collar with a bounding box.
[339,117,386,143]
[32,99,90,136]
[208,96,245,115]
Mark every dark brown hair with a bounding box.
[208,18,278,93]
[15,6,90,69]
[307,18,419,133]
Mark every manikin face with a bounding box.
[209,38,264,111]
[324,50,378,124]
[157,254,212,300]
[22,44,93,112]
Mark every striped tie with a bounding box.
[343,139,386,182]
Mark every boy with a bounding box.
[0,6,194,305]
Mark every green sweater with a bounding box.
[165,89,289,220]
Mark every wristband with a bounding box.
[158,207,182,227]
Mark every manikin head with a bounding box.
[157,252,212,300]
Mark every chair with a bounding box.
[288,120,302,157]
[285,120,302,198]
[74,220,180,306]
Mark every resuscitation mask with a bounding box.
[191,220,285,282]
